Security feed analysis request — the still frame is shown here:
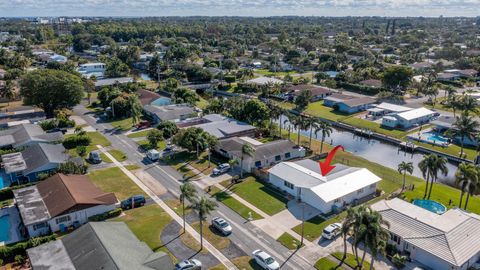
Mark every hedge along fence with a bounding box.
[62,135,91,149]
[88,208,122,222]
[336,81,383,95]
[0,235,56,263]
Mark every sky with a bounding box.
[0,0,480,17]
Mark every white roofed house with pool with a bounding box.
[267,159,381,213]
[382,107,437,129]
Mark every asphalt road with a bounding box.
[74,105,315,270]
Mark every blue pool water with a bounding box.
[0,215,10,242]
[150,97,172,106]
[423,132,449,143]
[413,200,447,214]
[0,175,5,189]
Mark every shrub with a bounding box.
[0,183,36,201]
[58,161,88,175]
[76,145,87,157]
[14,255,24,264]
[0,235,56,263]
[62,135,91,149]
[88,208,122,221]
[392,253,407,269]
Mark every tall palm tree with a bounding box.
[444,95,460,117]
[459,95,478,115]
[306,117,318,149]
[0,80,15,106]
[419,154,434,199]
[291,115,309,146]
[452,113,479,158]
[397,161,413,192]
[283,113,292,141]
[464,166,480,210]
[191,196,218,250]
[454,163,477,209]
[361,211,390,270]
[240,144,255,178]
[338,207,360,268]
[268,104,282,138]
[315,121,333,153]
[180,182,197,233]
[419,154,448,200]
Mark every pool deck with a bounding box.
[407,128,450,147]
[0,206,24,246]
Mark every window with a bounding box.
[284,152,291,158]
[56,216,71,224]
[357,188,364,194]
[284,181,294,189]
[334,198,341,203]
[275,155,281,161]
[33,222,47,231]
[254,161,261,167]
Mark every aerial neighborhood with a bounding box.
[2,15,480,270]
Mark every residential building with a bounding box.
[382,107,436,129]
[76,62,106,79]
[137,89,164,106]
[14,174,118,238]
[0,123,63,149]
[246,76,283,85]
[215,137,305,172]
[432,115,478,146]
[143,104,196,123]
[94,77,134,88]
[0,109,46,128]
[372,198,480,270]
[359,79,382,88]
[268,159,381,213]
[283,84,333,102]
[177,114,256,139]
[323,93,376,114]
[367,102,412,118]
[1,143,70,183]
[27,222,173,270]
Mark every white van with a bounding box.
[146,149,160,161]
[322,223,342,240]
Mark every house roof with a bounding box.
[144,104,196,121]
[359,79,382,88]
[95,77,134,87]
[183,114,256,139]
[372,198,480,267]
[395,107,435,121]
[217,137,302,161]
[268,159,381,203]
[137,89,162,106]
[431,115,456,129]
[28,222,173,270]
[21,143,69,175]
[284,84,332,96]
[0,123,63,147]
[341,97,376,107]
[246,76,283,85]
[375,102,412,113]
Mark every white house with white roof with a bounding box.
[268,159,381,213]
[372,198,480,270]
[382,107,436,129]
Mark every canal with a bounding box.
[279,115,458,184]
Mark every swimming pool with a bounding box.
[0,215,10,242]
[424,132,449,143]
[0,175,5,189]
[150,97,172,106]
[413,199,447,214]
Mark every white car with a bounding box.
[146,149,160,161]
[211,217,232,235]
[175,259,202,270]
[322,223,342,240]
[252,249,280,270]
[212,163,231,175]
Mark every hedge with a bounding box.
[336,81,382,95]
[0,183,36,201]
[88,208,122,222]
[62,135,91,149]
[0,235,56,263]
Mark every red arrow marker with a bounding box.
[319,145,345,176]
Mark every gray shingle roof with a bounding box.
[192,114,256,139]
[28,222,173,270]
[217,137,301,161]
[372,198,480,267]
[22,143,69,175]
[144,104,196,121]
[0,123,63,148]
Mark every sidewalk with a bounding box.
[96,146,238,270]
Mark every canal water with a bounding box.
[279,115,458,184]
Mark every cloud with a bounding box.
[1,0,480,16]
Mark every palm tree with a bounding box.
[454,163,477,209]
[445,85,457,99]
[338,207,360,268]
[315,121,333,153]
[452,113,479,158]
[419,154,434,199]
[306,117,318,149]
[464,166,480,210]
[180,182,197,233]
[459,95,478,115]
[291,115,309,146]
[419,154,449,199]
[268,104,282,137]
[397,161,413,192]
[191,196,218,250]
[240,144,255,178]
[0,80,15,106]
[283,114,292,141]
[444,95,460,117]
[361,210,390,270]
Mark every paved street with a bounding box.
[73,105,317,269]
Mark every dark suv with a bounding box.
[121,195,146,209]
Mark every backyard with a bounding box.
[305,101,351,122]
[89,167,146,200]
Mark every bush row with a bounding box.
[62,135,91,149]
[336,81,382,95]
[88,208,122,222]
[0,235,56,263]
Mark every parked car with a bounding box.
[211,217,232,235]
[88,150,102,164]
[251,250,279,270]
[135,120,151,130]
[146,149,160,161]
[175,259,202,270]
[121,195,146,210]
[322,223,342,240]
[212,163,231,176]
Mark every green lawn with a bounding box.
[108,117,135,131]
[221,176,288,216]
[196,97,209,110]
[137,139,166,151]
[192,221,231,250]
[305,101,351,121]
[292,214,344,242]
[125,164,141,171]
[340,117,410,139]
[112,204,173,255]
[276,232,303,250]
[86,131,111,146]
[108,149,127,161]
[211,186,262,220]
[255,69,297,77]
[127,129,151,138]
[100,152,112,163]
[331,252,374,270]
[413,140,476,161]
[314,257,339,270]
[89,167,146,200]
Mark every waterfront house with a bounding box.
[14,174,118,238]
[76,62,106,79]
[0,123,63,149]
[323,93,376,114]
[1,143,70,183]
[143,104,196,123]
[268,159,381,213]
[283,84,333,102]
[367,102,412,118]
[215,137,305,172]
[94,77,134,89]
[246,76,283,86]
[372,198,480,270]
[432,115,479,146]
[382,107,436,129]
[177,114,256,139]
[27,222,173,270]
